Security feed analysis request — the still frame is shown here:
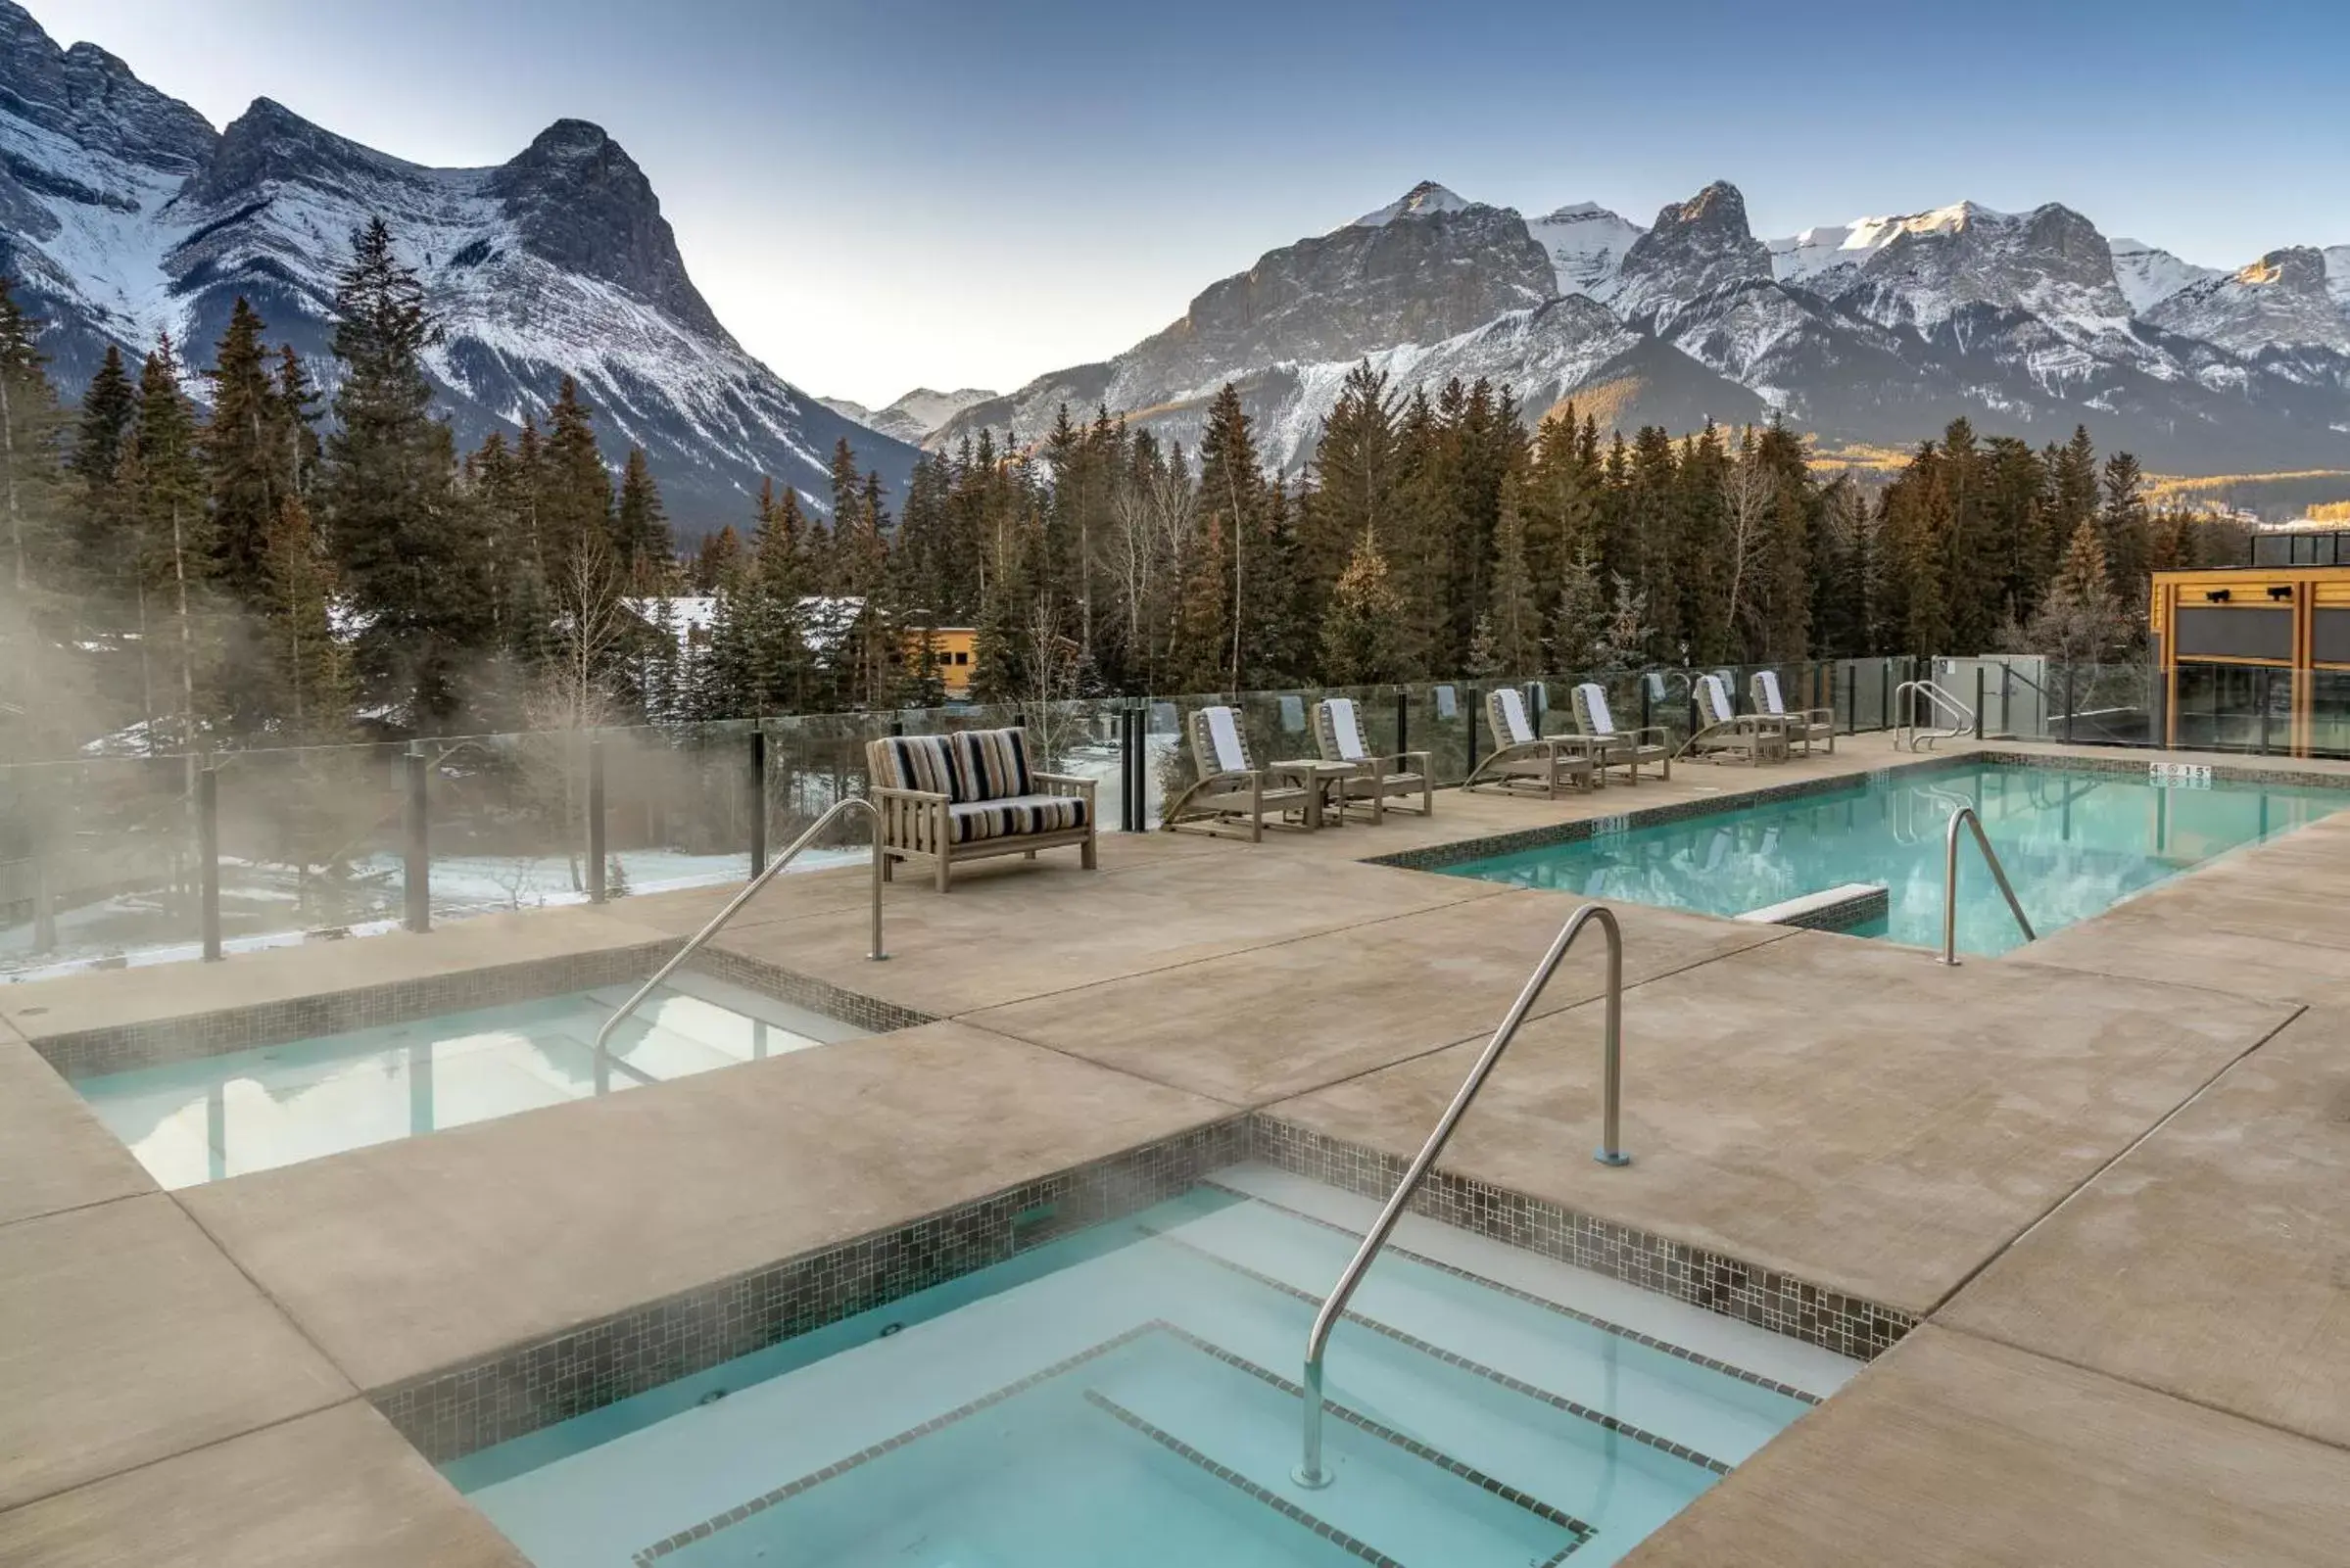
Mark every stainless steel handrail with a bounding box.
[1940,805,2034,966]
[1894,679,1974,751]
[1294,902,1627,1491]
[591,797,887,1078]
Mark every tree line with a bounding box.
[0,217,2238,762]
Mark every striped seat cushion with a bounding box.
[952,727,1033,801]
[946,792,1090,844]
[871,735,972,801]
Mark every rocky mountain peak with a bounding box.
[487,119,727,343]
[0,0,217,174]
[1606,179,1770,326]
[180,96,402,209]
[2148,244,2350,356]
[1352,180,1472,228]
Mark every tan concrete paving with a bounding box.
[0,903,677,1045]
[1622,1325,2350,1568]
[176,1021,1231,1393]
[1268,930,2297,1315]
[0,1194,351,1512]
[0,1401,525,1567]
[708,848,1509,1019]
[971,892,1796,1107]
[2017,807,2350,1007]
[0,1031,153,1229]
[1940,1005,2350,1449]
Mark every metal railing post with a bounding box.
[1940,806,2035,966]
[1395,687,1409,757]
[1464,686,1479,777]
[1881,660,1892,733]
[197,765,221,962]
[593,796,887,1069]
[405,743,430,933]
[586,734,607,903]
[1119,704,1140,832]
[1295,902,1627,1490]
[748,730,768,875]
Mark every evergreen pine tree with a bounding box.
[1547,544,1607,676]
[129,337,215,745]
[613,447,671,584]
[1319,528,1406,684]
[203,297,286,610]
[1484,474,1541,677]
[259,495,353,738]
[0,278,64,595]
[320,216,485,727]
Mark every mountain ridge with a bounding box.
[0,0,912,531]
[936,174,2350,475]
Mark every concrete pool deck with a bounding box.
[8,735,2350,1560]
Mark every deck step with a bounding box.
[1151,1190,1809,1466]
[1088,1328,1590,1568]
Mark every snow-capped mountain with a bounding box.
[2109,237,2223,313]
[820,387,997,446]
[1525,203,1646,298]
[2146,248,2350,359]
[940,173,2350,475]
[0,1,910,531]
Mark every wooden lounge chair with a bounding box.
[1164,705,1317,841]
[1678,673,1788,766]
[1569,681,1670,784]
[1465,688,1597,797]
[867,728,1097,891]
[1314,696,1432,822]
[1751,669,1835,755]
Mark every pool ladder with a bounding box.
[590,796,887,1081]
[1940,806,2035,965]
[1293,902,1629,1491]
[1893,679,1974,751]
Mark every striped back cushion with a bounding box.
[871,735,970,801]
[953,728,1033,801]
[1314,698,1367,763]
[1753,669,1787,716]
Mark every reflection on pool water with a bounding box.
[1438,762,2349,955]
[72,973,868,1188]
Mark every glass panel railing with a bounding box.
[212,741,408,946]
[0,754,200,978]
[601,721,759,895]
[422,730,591,920]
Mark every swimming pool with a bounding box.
[72,972,869,1188]
[1436,761,2349,956]
[456,1164,1853,1567]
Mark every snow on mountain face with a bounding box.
[1525,202,1645,298]
[820,386,996,446]
[2146,247,2350,357]
[0,0,909,531]
[2109,237,2222,312]
[1826,202,2133,340]
[1350,180,1472,228]
[1603,181,1772,328]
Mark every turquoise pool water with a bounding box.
[72,973,867,1188]
[1438,762,2349,956]
[456,1165,1854,1567]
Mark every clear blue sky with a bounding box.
[26,0,2350,406]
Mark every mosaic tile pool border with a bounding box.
[35,940,680,1080]
[1252,1117,1916,1364]
[687,947,932,1035]
[35,941,932,1081]
[1972,748,2350,792]
[375,1116,1251,1463]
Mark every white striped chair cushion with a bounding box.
[947,793,1091,843]
[872,735,972,801]
[952,727,1033,801]
[1315,697,1368,763]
